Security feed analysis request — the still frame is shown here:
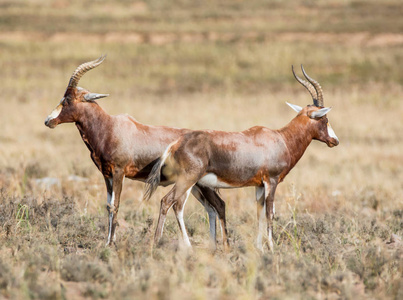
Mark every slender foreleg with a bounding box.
[256,186,266,251]
[265,179,278,251]
[105,177,113,246]
[105,171,124,246]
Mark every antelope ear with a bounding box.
[84,93,109,101]
[309,107,332,119]
[286,102,302,113]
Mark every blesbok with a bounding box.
[44,55,229,248]
[144,66,339,251]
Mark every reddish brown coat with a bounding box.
[45,57,228,248]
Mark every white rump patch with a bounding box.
[198,173,233,188]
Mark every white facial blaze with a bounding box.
[327,122,339,141]
[45,104,62,122]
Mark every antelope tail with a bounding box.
[143,143,173,201]
[143,158,163,201]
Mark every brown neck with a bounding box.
[74,102,113,154]
[277,115,315,170]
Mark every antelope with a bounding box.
[144,66,339,251]
[44,55,229,248]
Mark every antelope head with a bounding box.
[44,55,109,128]
[286,65,339,148]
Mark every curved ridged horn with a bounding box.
[301,65,324,107]
[292,65,319,107]
[67,55,107,89]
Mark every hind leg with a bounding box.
[194,185,229,250]
[191,186,217,248]
[256,186,266,251]
[172,187,193,248]
[154,188,175,246]
[154,179,196,247]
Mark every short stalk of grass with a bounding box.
[16,203,31,232]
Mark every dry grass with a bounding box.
[0,0,402,299]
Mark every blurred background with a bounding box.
[0,0,402,299]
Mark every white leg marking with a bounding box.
[327,122,339,141]
[107,189,115,245]
[264,181,274,251]
[219,220,224,241]
[256,186,264,202]
[256,186,266,250]
[257,201,266,250]
[268,227,274,251]
[177,188,193,248]
[191,186,217,244]
[207,208,217,245]
[107,213,113,245]
[106,178,113,204]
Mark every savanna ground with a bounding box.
[0,0,402,299]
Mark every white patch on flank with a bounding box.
[327,122,339,141]
[198,173,233,188]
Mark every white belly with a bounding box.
[198,173,233,188]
